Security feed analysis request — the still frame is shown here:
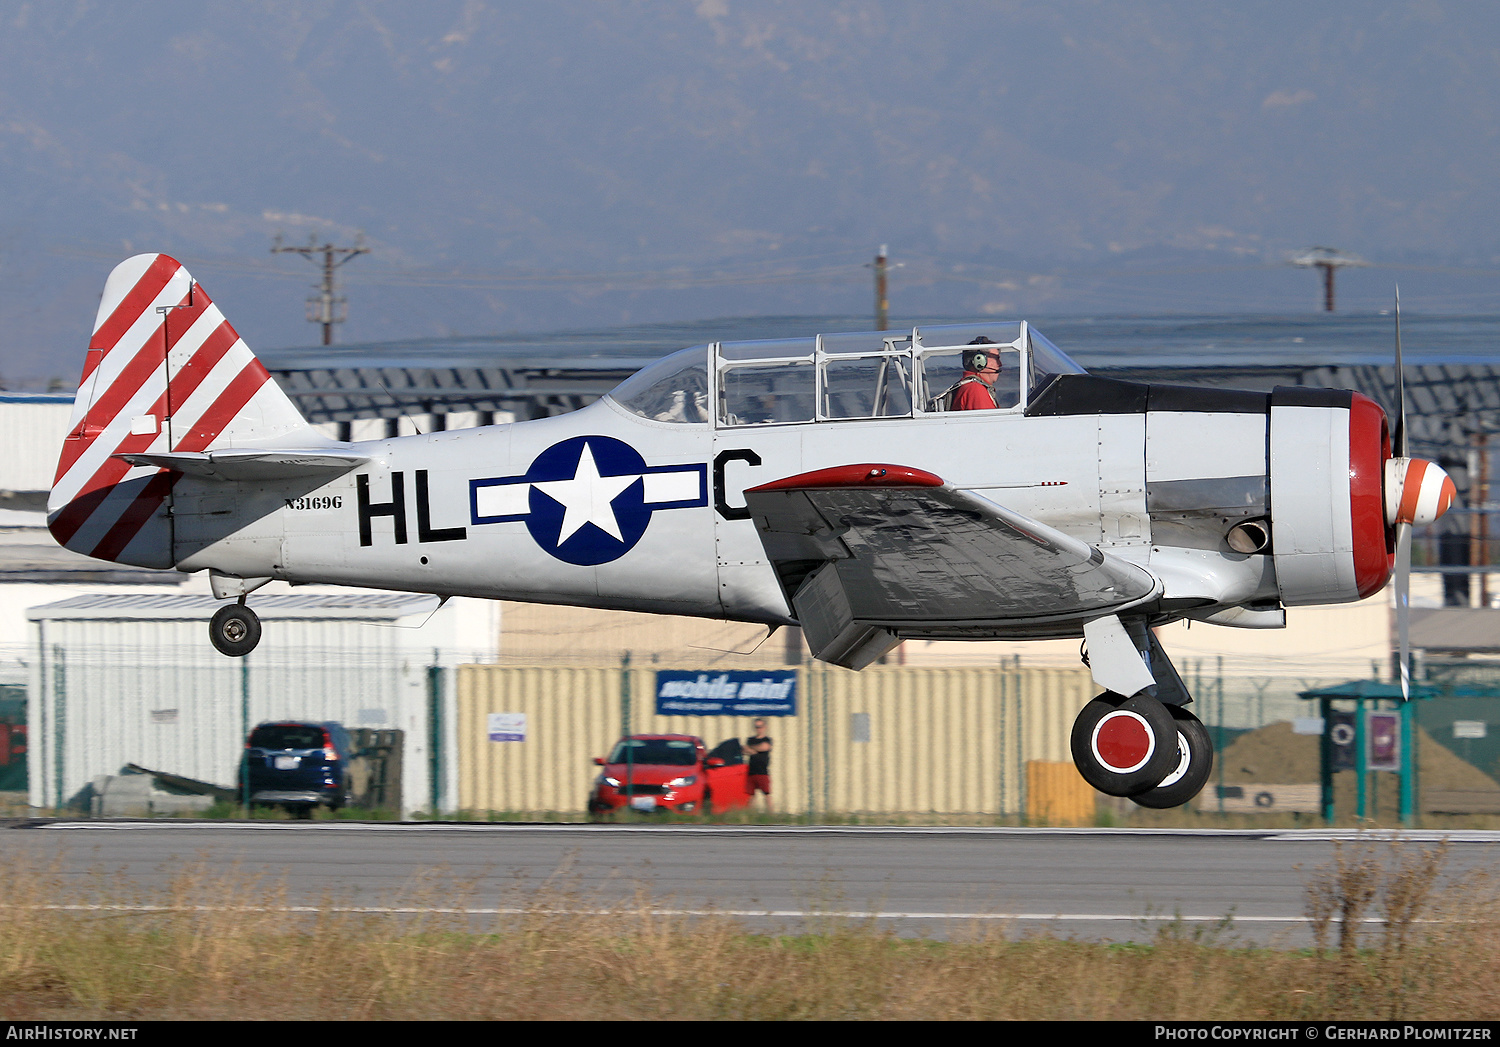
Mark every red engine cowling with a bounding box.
[1270,388,1451,606]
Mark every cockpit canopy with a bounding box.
[608,321,1086,426]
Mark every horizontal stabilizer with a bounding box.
[113,448,368,481]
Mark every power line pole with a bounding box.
[1290,246,1367,312]
[271,234,369,345]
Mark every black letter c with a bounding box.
[713,449,762,521]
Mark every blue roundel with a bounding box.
[524,436,651,566]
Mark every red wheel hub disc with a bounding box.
[1091,710,1154,773]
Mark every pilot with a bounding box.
[948,336,1002,411]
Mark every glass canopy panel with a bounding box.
[822,354,913,419]
[914,321,1024,351]
[718,337,816,363]
[818,330,914,356]
[608,345,711,423]
[915,346,1022,412]
[720,360,816,425]
[1027,327,1088,402]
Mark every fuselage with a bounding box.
[49,282,1403,644]
[170,357,1387,641]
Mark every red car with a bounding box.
[588,734,753,814]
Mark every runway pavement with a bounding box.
[7,820,1497,945]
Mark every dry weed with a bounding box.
[0,838,1497,1020]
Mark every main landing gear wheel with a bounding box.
[209,604,262,657]
[1070,691,1179,797]
[1130,706,1214,810]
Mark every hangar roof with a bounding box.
[261,313,1500,463]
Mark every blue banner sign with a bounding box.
[654,670,798,717]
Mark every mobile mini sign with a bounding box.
[654,671,798,717]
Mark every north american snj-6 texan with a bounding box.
[49,254,1458,808]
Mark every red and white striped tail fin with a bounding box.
[48,254,318,568]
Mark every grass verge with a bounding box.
[0,838,1495,1020]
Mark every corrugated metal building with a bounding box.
[0,394,75,495]
[27,592,496,814]
[455,664,1094,816]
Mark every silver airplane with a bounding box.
[48,254,1456,808]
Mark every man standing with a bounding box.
[744,717,772,812]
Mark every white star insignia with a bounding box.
[531,442,640,543]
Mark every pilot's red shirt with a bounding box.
[951,376,998,411]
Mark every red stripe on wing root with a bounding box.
[747,464,944,492]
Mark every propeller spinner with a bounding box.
[1385,456,1457,529]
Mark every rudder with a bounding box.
[48,253,318,568]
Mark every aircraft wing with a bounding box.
[743,464,1160,668]
[113,447,369,481]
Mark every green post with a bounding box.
[1400,695,1416,826]
[1319,696,1335,824]
[1355,696,1367,821]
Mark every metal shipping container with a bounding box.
[456,664,1095,816]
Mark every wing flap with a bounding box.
[113,447,368,481]
[744,463,1159,666]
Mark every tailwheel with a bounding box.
[1130,705,1214,810]
[209,603,262,657]
[1070,691,1179,796]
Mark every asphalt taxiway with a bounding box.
[8,821,1495,945]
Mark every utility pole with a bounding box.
[271,234,369,345]
[873,244,889,331]
[1290,247,1367,312]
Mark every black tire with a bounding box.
[209,604,261,657]
[1130,706,1214,810]
[1070,691,1180,797]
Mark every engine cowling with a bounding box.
[1269,387,1453,606]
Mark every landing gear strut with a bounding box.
[209,601,261,657]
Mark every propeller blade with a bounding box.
[1396,520,1412,701]
[1394,287,1408,458]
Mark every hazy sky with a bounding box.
[2,1,1499,385]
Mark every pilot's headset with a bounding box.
[965,336,999,373]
